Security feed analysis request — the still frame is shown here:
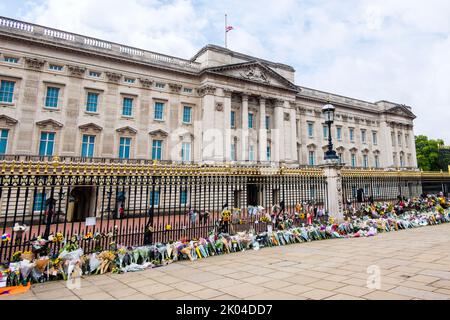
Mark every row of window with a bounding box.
[307,150,380,168]
[0,130,192,161]
[229,144,272,162]
[0,80,194,122]
[230,111,271,130]
[391,131,410,148]
[308,123,378,145]
[1,57,194,92]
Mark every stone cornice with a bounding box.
[149,129,169,137]
[67,65,86,77]
[197,85,217,97]
[24,57,45,70]
[0,114,18,125]
[116,126,137,135]
[79,123,103,132]
[139,78,154,89]
[36,119,63,129]
[168,83,182,93]
[106,72,122,83]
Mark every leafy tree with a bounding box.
[415,135,445,171]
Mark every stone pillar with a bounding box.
[289,104,298,162]
[241,94,249,161]
[258,97,267,162]
[321,162,344,222]
[223,89,232,161]
[408,126,418,167]
[272,99,284,163]
[379,118,394,167]
[198,85,219,162]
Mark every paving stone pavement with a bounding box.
[3,223,450,300]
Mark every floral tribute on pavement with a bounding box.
[0,194,449,296]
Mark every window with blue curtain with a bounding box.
[337,127,342,141]
[86,92,99,112]
[265,116,270,130]
[249,145,254,161]
[181,142,191,161]
[150,190,160,206]
[349,128,355,142]
[308,151,315,166]
[119,137,131,159]
[4,57,18,63]
[361,130,367,143]
[33,192,46,212]
[0,129,9,154]
[266,145,271,161]
[372,131,378,145]
[152,140,162,160]
[323,126,328,140]
[231,143,236,161]
[230,111,235,128]
[81,135,95,157]
[154,102,164,120]
[307,123,314,138]
[0,80,15,103]
[183,106,192,123]
[122,97,133,116]
[39,132,55,156]
[363,155,368,168]
[351,154,356,167]
[180,189,188,205]
[45,87,60,108]
[248,113,254,129]
[375,155,380,168]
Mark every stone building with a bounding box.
[0,16,418,169]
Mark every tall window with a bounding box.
[338,153,343,164]
[181,142,191,161]
[351,154,356,167]
[81,135,95,157]
[336,127,342,141]
[154,102,164,120]
[45,87,60,108]
[266,145,271,161]
[152,140,162,160]
[374,155,380,168]
[398,133,402,146]
[400,154,404,167]
[361,130,366,144]
[265,116,270,130]
[249,145,254,161]
[180,189,188,205]
[86,92,99,112]
[0,129,9,154]
[307,123,314,138]
[122,97,133,116]
[119,137,131,159]
[391,132,395,146]
[363,154,368,168]
[308,151,315,166]
[150,190,160,206]
[230,111,236,128]
[231,143,236,161]
[372,131,378,145]
[0,80,15,103]
[405,134,409,148]
[349,128,355,142]
[39,132,55,156]
[248,113,254,129]
[183,106,192,123]
[323,126,328,140]
[33,193,46,212]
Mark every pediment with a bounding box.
[0,114,18,126]
[79,123,103,132]
[36,119,63,129]
[386,105,416,119]
[204,61,298,91]
[116,126,137,135]
[149,129,169,137]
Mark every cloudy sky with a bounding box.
[1,0,449,143]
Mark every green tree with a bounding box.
[415,135,444,171]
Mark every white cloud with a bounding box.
[17,0,450,143]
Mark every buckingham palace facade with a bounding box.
[0,16,418,169]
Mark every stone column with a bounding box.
[289,103,298,162]
[379,117,394,167]
[408,126,418,167]
[241,94,249,161]
[198,85,218,162]
[258,96,267,162]
[272,99,284,163]
[223,89,232,161]
[321,162,344,222]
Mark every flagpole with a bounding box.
[225,13,227,48]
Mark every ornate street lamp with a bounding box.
[322,102,339,161]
